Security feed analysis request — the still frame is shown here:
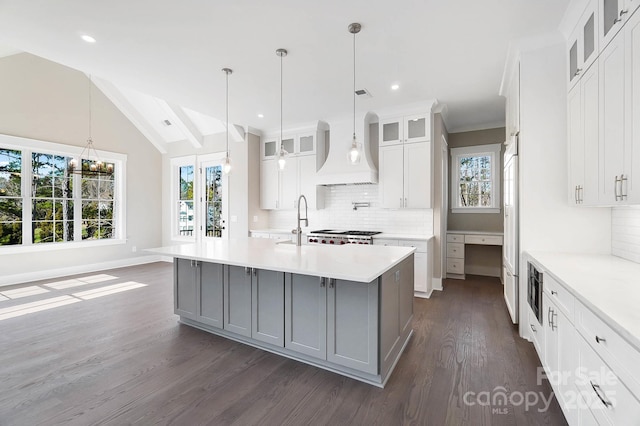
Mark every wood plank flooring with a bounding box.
[0,263,568,425]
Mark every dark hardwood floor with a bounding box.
[0,263,567,425]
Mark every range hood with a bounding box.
[316,112,379,185]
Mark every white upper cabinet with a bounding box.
[599,31,626,204]
[379,141,432,209]
[625,7,640,203]
[379,113,430,147]
[568,0,599,90]
[261,131,317,160]
[568,84,584,204]
[582,64,601,205]
[599,0,635,49]
[259,122,328,210]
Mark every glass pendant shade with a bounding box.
[223,154,232,175]
[349,135,361,164]
[277,148,288,170]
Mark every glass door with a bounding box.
[200,158,228,240]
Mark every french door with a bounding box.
[199,156,228,240]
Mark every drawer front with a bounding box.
[446,258,464,274]
[464,234,503,245]
[447,234,464,243]
[398,240,427,253]
[373,239,399,246]
[446,243,464,259]
[575,300,640,401]
[543,274,575,320]
[576,335,640,425]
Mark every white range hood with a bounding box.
[316,112,379,185]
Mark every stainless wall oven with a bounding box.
[527,262,543,324]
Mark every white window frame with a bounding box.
[450,143,501,214]
[0,133,127,253]
[170,155,197,242]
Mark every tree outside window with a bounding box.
[0,148,22,245]
[451,143,501,213]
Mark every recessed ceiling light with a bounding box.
[257,113,264,118]
[81,34,96,43]
[391,84,400,90]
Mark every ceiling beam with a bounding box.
[165,103,203,148]
[90,77,168,154]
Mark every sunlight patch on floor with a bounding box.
[0,296,80,321]
[0,285,49,299]
[72,281,147,300]
[44,274,117,290]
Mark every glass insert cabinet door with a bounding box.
[201,160,228,240]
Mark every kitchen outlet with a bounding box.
[132,246,137,253]
[253,215,258,223]
[231,215,237,223]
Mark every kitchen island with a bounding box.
[149,238,415,387]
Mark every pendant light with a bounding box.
[276,48,288,171]
[222,67,233,175]
[348,23,362,165]
[69,74,114,176]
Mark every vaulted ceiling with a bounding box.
[0,0,570,136]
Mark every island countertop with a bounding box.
[148,238,415,283]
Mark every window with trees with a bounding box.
[0,135,125,250]
[178,165,195,237]
[451,143,501,213]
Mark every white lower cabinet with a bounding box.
[527,255,640,426]
[373,237,431,297]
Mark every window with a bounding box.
[451,143,501,213]
[0,148,22,245]
[178,165,195,237]
[0,134,126,250]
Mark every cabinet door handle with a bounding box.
[620,9,629,17]
[245,267,251,275]
[530,324,537,333]
[575,185,579,203]
[615,176,621,201]
[590,381,613,407]
[548,307,552,325]
[253,268,257,276]
[580,185,584,203]
[404,197,407,208]
[551,290,557,296]
[595,335,606,344]
[574,68,582,77]
[621,174,628,200]
[329,278,335,288]
[320,277,325,287]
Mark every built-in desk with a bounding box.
[446,231,504,279]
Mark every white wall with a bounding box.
[0,53,163,285]
[268,185,433,235]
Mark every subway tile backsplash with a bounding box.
[612,206,640,264]
[268,184,433,235]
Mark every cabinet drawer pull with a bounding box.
[595,335,606,344]
[590,381,613,408]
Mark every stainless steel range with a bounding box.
[307,230,381,245]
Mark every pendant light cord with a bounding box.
[225,71,229,158]
[89,74,92,142]
[353,30,356,139]
[280,53,283,152]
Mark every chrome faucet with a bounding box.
[296,194,308,246]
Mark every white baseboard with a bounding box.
[414,289,433,299]
[432,277,443,291]
[0,255,166,288]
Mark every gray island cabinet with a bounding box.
[154,238,416,387]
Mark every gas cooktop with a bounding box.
[309,230,382,236]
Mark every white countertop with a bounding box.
[527,251,640,351]
[149,238,415,283]
[374,233,434,241]
[447,230,504,236]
